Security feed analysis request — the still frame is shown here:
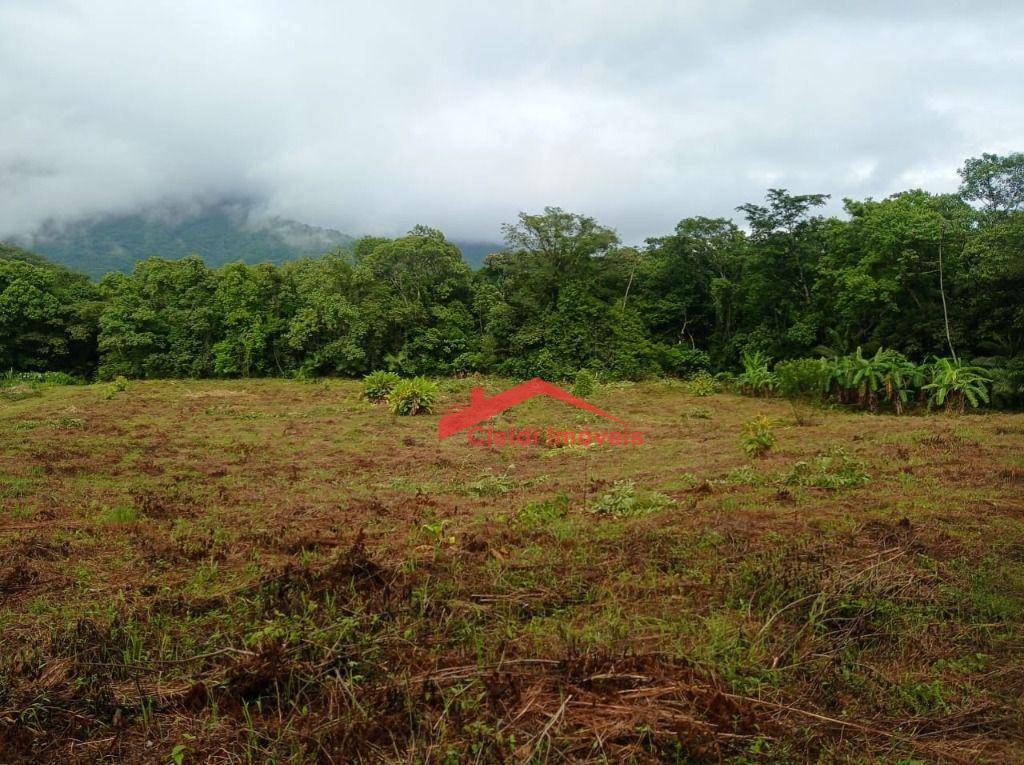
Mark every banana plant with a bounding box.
[874,348,924,414]
[923,358,992,413]
[823,347,925,412]
[737,350,777,396]
[850,347,885,409]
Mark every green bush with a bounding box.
[1,370,80,387]
[105,374,129,400]
[774,358,829,400]
[362,370,401,403]
[390,377,439,415]
[688,370,719,396]
[658,345,710,377]
[977,356,1024,408]
[571,369,597,398]
[740,415,775,457]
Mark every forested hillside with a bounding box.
[15,200,356,278]
[10,200,503,276]
[1,153,1022,403]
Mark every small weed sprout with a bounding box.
[516,493,570,529]
[740,415,776,457]
[783,445,869,489]
[589,481,674,517]
[99,505,140,525]
[466,468,518,497]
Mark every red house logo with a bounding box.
[438,378,644,448]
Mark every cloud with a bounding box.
[1,0,1022,243]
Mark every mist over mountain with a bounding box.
[10,200,502,278]
[13,200,353,279]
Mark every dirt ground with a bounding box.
[1,378,1022,763]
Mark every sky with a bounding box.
[1,0,1022,243]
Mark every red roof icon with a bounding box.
[438,377,624,441]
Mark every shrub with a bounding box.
[571,369,597,398]
[688,371,719,397]
[390,377,439,415]
[362,370,401,403]
[1,370,80,386]
[659,345,710,377]
[105,375,129,400]
[740,415,776,457]
[977,356,1024,408]
[774,358,830,401]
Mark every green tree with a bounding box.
[0,257,100,374]
[958,152,1024,215]
[98,256,218,378]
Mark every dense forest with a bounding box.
[2,153,1022,404]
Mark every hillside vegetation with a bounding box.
[15,201,356,279]
[0,153,1022,408]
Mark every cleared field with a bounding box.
[1,379,1023,763]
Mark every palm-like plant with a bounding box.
[923,358,991,413]
[737,351,777,396]
[849,347,885,409]
[873,349,924,414]
[824,347,926,412]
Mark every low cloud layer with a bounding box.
[1,1,1021,243]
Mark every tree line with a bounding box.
[1,153,1022,405]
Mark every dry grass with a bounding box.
[1,378,1022,763]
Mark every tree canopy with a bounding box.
[2,153,1022,405]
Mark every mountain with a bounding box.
[11,200,505,278]
[454,240,504,269]
[17,200,356,279]
[1,241,58,269]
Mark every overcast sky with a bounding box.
[1,0,1021,243]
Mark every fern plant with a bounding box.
[923,358,991,413]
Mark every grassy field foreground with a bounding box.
[1,378,1023,763]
